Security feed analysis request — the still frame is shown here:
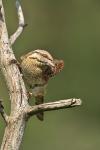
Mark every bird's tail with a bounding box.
[35,95,44,121]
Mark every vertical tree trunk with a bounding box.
[1,114,26,150]
[0,0,28,149]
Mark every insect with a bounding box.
[20,49,64,121]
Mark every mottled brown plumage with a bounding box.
[20,49,64,121]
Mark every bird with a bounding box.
[20,49,64,121]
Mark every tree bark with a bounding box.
[0,0,28,149]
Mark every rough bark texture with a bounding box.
[0,0,82,150]
[1,113,26,150]
[0,0,28,149]
[27,98,82,116]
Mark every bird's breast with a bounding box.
[21,58,46,86]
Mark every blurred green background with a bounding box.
[0,0,100,149]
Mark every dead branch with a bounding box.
[9,0,26,45]
[0,0,28,149]
[26,98,82,117]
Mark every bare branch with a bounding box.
[0,100,8,124]
[0,1,28,149]
[27,98,82,117]
[10,0,26,45]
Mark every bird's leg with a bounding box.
[35,95,44,121]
